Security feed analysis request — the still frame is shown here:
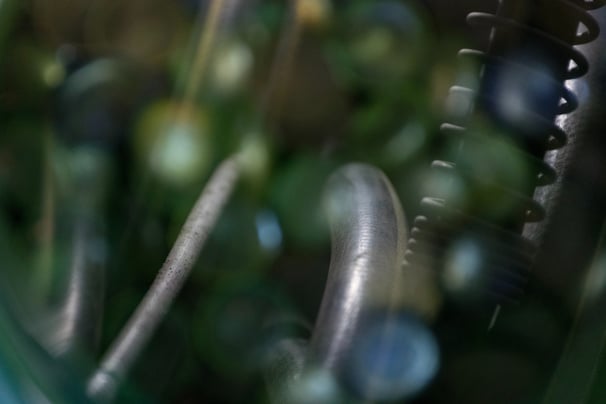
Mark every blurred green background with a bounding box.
[2,0,605,403]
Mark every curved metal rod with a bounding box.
[300,163,440,402]
[295,163,440,402]
[34,144,109,367]
[43,216,105,364]
[87,155,241,402]
[309,163,408,372]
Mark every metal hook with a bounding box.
[265,163,439,403]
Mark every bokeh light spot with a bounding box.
[255,210,282,252]
[444,238,482,293]
[134,100,212,186]
[346,312,439,401]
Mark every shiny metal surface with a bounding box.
[309,163,408,372]
[265,163,439,402]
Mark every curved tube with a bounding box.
[34,144,109,367]
[309,163,408,371]
[87,156,240,402]
[262,163,440,403]
[305,164,439,402]
[43,217,105,363]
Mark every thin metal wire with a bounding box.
[87,155,241,402]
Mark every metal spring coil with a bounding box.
[404,0,606,306]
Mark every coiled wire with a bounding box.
[404,0,605,306]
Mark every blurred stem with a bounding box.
[35,130,56,302]
[0,0,18,63]
[87,155,242,403]
[542,223,606,404]
[178,0,230,108]
[260,0,303,122]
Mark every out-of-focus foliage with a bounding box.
[1,0,455,402]
[3,0,600,403]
